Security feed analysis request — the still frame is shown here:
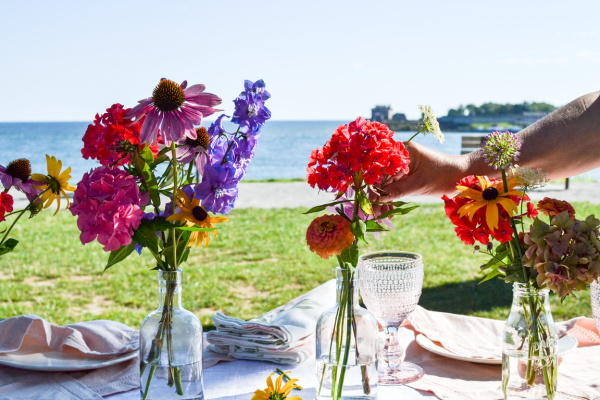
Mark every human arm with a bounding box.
[378,91,600,200]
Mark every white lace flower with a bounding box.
[508,165,548,190]
[419,105,444,143]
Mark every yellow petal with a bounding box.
[485,201,499,230]
[477,175,492,190]
[266,374,275,392]
[274,373,284,392]
[44,193,55,208]
[31,173,48,182]
[39,189,53,204]
[60,189,70,210]
[457,200,486,220]
[455,187,484,201]
[497,197,518,217]
[54,192,61,215]
[58,167,71,180]
[209,216,229,224]
[166,213,188,222]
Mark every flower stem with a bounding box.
[405,127,426,144]
[170,142,179,272]
[0,189,47,246]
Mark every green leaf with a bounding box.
[371,200,409,207]
[132,221,159,254]
[105,243,136,272]
[339,243,359,268]
[351,220,367,243]
[0,238,19,256]
[139,144,155,164]
[163,230,192,269]
[133,155,160,207]
[357,191,373,215]
[175,226,216,232]
[479,267,502,284]
[365,220,389,232]
[303,200,352,215]
[147,217,175,232]
[376,205,419,220]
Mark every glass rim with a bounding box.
[358,250,422,263]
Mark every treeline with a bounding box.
[447,102,557,117]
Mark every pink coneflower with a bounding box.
[0,159,41,202]
[126,78,222,146]
[171,127,211,175]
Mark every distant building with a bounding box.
[371,105,392,122]
[392,113,407,122]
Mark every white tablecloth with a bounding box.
[106,355,436,400]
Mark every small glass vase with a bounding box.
[590,280,600,332]
[502,283,558,400]
[315,267,379,400]
[139,269,204,400]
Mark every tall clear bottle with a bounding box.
[502,283,557,400]
[139,269,204,400]
[315,267,379,400]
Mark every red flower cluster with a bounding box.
[442,176,537,245]
[307,117,410,193]
[82,104,159,167]
[0,192,14,222]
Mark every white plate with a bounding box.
[0,350,138,371]
[415,334,578,365]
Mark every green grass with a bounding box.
[1,202,599,329]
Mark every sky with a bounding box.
[1,0,599,122]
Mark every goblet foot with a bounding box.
[379,362,424,385]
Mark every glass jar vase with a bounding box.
[315,267,379,400]
[139,269,204,400]
[502,283,558,400]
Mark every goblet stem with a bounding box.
[383,324,404,369]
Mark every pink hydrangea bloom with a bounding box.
[70,166,145,251]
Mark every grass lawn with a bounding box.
[1,202,599,329]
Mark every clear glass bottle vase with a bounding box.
[139,269,204,400]
[502,283,558,400]
[315,267,379,400]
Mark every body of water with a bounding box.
[0,121,598,183]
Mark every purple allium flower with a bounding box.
[70,166,145,252]
[232,79,271,131]
[127,78,222,146]
[481,131,522,170]
[194,164,239,215]
[0,159,42,202]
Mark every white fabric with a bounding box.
[206,279,336,364]
[106,354,437,400]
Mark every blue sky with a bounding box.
[1,0,598,121]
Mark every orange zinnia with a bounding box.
[537,197,575,220]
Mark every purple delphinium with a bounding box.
[481,131,522,170]
[194,164,239,215]
[232,79,271,131]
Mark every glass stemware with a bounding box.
[591,280,600,332]
[358,251,425,384]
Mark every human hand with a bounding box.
[375,141,468,202]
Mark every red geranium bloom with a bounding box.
[82,104,159,167]
[0,192,14,222]
[307,117,410,193]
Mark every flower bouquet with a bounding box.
[0,155,74,256]
[442,132,600,399]
[70,78,271,399]
[305,109,442,399]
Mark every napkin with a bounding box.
[206,279,336,364]
[402,307,600,400]
[0,316,139,400]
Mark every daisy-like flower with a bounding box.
[419,105,444,143]
[306,214,354,259]
[127,78,222,146]
[166,186,228,248]
[0,158,41,201]
[481,131,522,170]
[252,372,302,400]
[173,126,211,175]
[31,155,76,215]
[455,175,524,230]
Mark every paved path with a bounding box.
[7,181,600,212]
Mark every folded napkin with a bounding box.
[206,279,336,364]
[402,307,600,400]
[0,316,139,400]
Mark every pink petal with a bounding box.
[180,80,188,89]
[140,109,161,144]
[183,84,206,96]
[126,98,153,119]
[185,92,222,107]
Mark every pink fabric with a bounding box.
[565,317,600,347]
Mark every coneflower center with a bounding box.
[152,79,185,112]
[192,206,208,222]
[482,187,499,200]
[185,127,210,149]
[6,158,32,182]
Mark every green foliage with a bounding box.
[447,101,557,117]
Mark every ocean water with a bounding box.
[0,121,597,183]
